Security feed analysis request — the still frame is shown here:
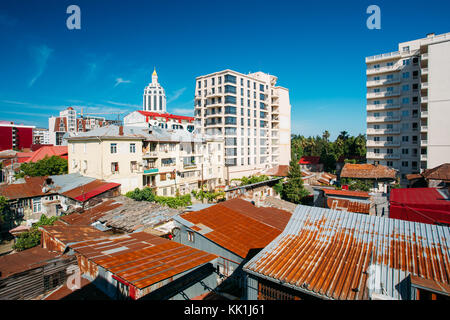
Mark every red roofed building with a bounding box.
[320,188,372,215]
[123,110,196,132]
[25,146,68,163]
[298,156,323,172]
[390,188,450,226]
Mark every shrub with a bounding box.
[12,214,59,251]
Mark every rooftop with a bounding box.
[422,163,450,182]
[137,110,194,122]
[25,146,68,163]
[340,163,397,180]
[323,189,371,198]
[69,232,218,291]
[244,205,450,300]
[299,156,321,165]
[0,246,72,279]
[174,198,292,258]
[390,188,450,208]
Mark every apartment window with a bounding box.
[402,97,410,104]
[198,81,201,89]
[387,136,393,142]
[402,136,409,142]
[402,85,410,92]
[218,76,222,85]
[224,74,236,84]
[387,161,393,167]
[374,137,380,142]
[259,93,265,100]
[387,86,394,92]
[402,148,409,155]
[32,198,42,213]
[260,84,264,92]
[387,124,393,129]
[225,117,237,125]
[402,161,409,167]
[240,78,244,86]
[225,95,236,104]
[110,143,117,154]
[212,78,215,86]
[402,59,410,66]
[130,161,137,172]
[402,123,409,130]
[225,85,236,94]
[374,112,380,117]
[402,110,409,117]
[387,62,394,66]
[387,148,393,154]
[402,46,410,52]
[130,143,136,153]
[402,72,410,79]
[387,99,394,105]
[187,231,195,242]
[374,149,380,154]
[111,162,119,173]
[225,106,236,115]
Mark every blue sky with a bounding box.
[0,0,449,139]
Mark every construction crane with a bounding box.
[79,108,126,124]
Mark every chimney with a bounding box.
[119,126,124,136]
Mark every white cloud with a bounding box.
[29,45,53,87]
[171,108,194,116]
[167,87,187,104]
[114,77,131,87]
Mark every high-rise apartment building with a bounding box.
[365,32,450,185]
[194,69,291,182]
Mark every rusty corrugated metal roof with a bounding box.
[175,199,291,258]
[69,232,217,290]
[326,197,371,214]
[244,205,450,300]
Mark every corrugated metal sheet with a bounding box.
[69,232,218,297]
[243,205,450,300]
[174,199,291,259]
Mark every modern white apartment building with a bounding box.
[365,32,450,184]
[194,69,291,182]
[67,125,224,195]
[33,128,50,145]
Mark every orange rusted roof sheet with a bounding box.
[175,198,291,258]
[69,232,217,290]
[323,189,370,198]
[326,197,371,214]
[60,199,123,226]
[244,205,450,300]
[40,225,107,247]
[340,163,397,180]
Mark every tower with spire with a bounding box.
[143,68,167,113]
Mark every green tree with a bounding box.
[13,214,59,251]
[15,156,68,178]
[281,155,310,204]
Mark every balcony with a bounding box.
[367,104,400,111]
[421,53,428,60]
[367,90,400,99]
[367,141,401,147]
[144,168,159,174]
[421,82,429,89]
[421,140,428,146]
[421,96,428,104]
[366,65,400,76]
[206,91,222,98]
[420,154,428,161]
[421,125,428,132]
[367,128,400,135]
[143,151,158,158]
[422,68,429,75]
[366,51,400,63]
[421,111,428,118]
[367,153,400,160]
[367,116,401,123]
[366,78,401,87]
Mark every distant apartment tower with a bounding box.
[48,107,117,145]
[365,32,450,184]
[0,121,35,151]
[33,128,50,145]
[194,69,291,181]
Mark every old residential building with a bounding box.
[194,69,291,182]
[366,32,450,185]
[67,125,224,195]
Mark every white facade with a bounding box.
[143,69,167,113]
[33,128,50,145]
[365,32,450,184]
[123,110,196,132]
[67,126,224,195]
[194,69,291,182]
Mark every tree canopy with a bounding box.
[15,156,68,179]
[291,131,366,173]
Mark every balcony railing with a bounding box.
[421,125,428,132]
[367,128,400,135]
[367,116,401,123]
[367,91,400,99]
[367,104,400,111]
[366,65,400,75]
[366,78,400,87]
[367,141,401,147]
[366,51,400,63]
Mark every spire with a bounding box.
[152,67,158,84]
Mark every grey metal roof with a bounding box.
[66,125,212,143]
[243,205,450,300]
[49,173,96,193]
